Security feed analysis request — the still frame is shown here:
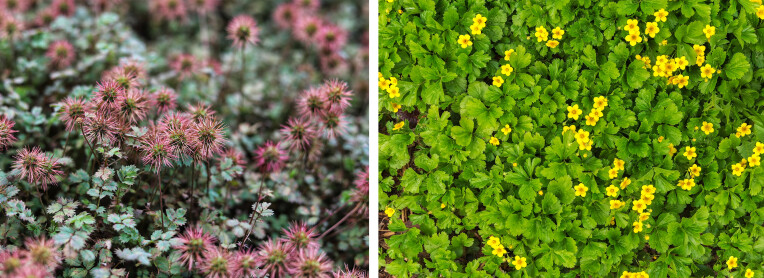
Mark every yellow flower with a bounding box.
[668,143,677,156]
[639,212,651,221]
[579,140,593,151]
[501,124,512,135]
[548,27,565,40]
[620,177,631,189]
[390,77,398,86]
[385,207,395,217]
[379,79,390,90]
[492,76,504,87]
[378,72,384,79]
[492,246,507,257]
[391,103,401,113]
[489,136,500,146]
[654,9,668,22]
[567,104,583,120]
[683,146,697,160]
[534,26,549,42]
[470,24,482,35]
[590,108,603,118]
[675,56,689,70]
[608,168,619,179]
[501,64,514,76]
[658,136,664,143]
[473,14,487,28]
[563,125,577,134]
[674,74,689,88]
[758,5,764,19]
[696,55,705,66]
[700,121,714,135]
[625,32,642,46]
[585,113,599,126]
[605,185,619,197]
[511,256,527,270]
[732,163,745,176]
[504,49,515,61]
[633,221,643,233]
[641,193,655,205]
[700,64,715,80]
[486,236,501,249]
[750,154,761,167]
[737,123,752,137]
[593,96,608,110]
[703,25,715,39]
[387,86,401,98]
[440,203,446,209]
[745,269,754,278]
[457,34,472,48]
[575,129,590,143]
[632,199,647,212]
[641,184,656,195]
[546,40,559,48]
[661,39,668,45]
[693,44,706,56]
[645,235,650,240]
[624,19,639,32]
[610,199,625,209]
[726,256,738,270]
[574,183,588,197]
[689,164,701,177]
[393,121,405,131]
[754,142,764,155]
[613,158,625,170]
[645,22,659,38]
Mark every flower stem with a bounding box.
[205,161,211,195]
[159,171,164,228]
[319,203,361,239]
[242,175,266,244]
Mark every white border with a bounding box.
[368,0,380,275]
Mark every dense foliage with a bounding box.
[0,0,369,277]
[379,0,763,277]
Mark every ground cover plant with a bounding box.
[378,0,763,277]
[0,0,369,277]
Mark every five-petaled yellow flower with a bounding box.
[470,24,482,35]
[750,154,761,167]
[689,164,701,177]
[504,49,515,61]
[703,25,715,39]
[552,27,565,39]
[393,121,405,131]
[620,177,632,189]
[388,86,400,98]
[391,103,401,113]
[633,221,643,233]
[501,64,514,76]
[458,34,472,48]
[492,76,504,87]
[737,123,752,137]
[625,32,642,46]
[683,146,697,160]
[758,5,764,19]
[610,199,625,209]
[574,183,588,197]
[575,129,590,143]
[673,74,689,88]
[642,184,656,195]
[624,19,639,33]
[732,163,745,176]
[700,64,715,80]
[654,9,668,22]
[473,14,487,28]
[511,256,527,270]
[726,256,738,270]
[645,22,659,38]
[535,26,549,41]
[700,121,714,135]
[608,168,619,179]
[593,96,608,110]
[675,56,689,70]
[492,246,507,257]
[632,199,647,212]
[486,236,501,249]
[384,207,395,217]
[585,114,599,126]
[489,136,500,146]
[501,124,512,135]
[567,104,583,120]
[546,40,559,48]
[754,142,764,155]
[379,79,390,90]
[606,185,619,197]
[579,140,593,151]
[613,158,625,170]
[745,269,754,278]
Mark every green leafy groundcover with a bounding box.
[378,0,764,277]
